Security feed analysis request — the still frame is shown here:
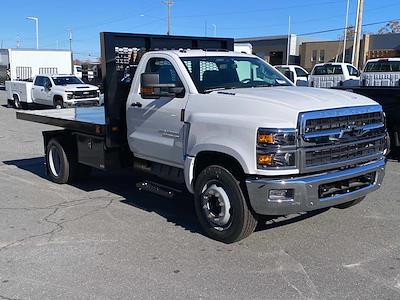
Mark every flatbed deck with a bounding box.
[16,107,106,136]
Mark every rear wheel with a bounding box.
[194,165,258,243]
[13,95,21,109]
[46,138,77,184]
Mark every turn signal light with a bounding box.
[257,154,273,165]
[258,133,274,144]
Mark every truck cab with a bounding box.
[32,74,100,108]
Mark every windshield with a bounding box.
[364,60,400,72]
[180,56,292,93]
[313,65,343,75]
[52,76,83,85]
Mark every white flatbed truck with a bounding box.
[16,32,387,243]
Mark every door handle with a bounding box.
[131,102,142,108]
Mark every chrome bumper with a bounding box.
[246,159,385,215]
[64,98,100,107]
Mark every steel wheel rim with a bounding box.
[49,146,61,177]
[201,183,232,231]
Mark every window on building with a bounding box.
[311,50,318,62]
[319,50,325,62]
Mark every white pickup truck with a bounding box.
[360,58,400,87]
[6,74,100,109]
[309,63,360,88]
[17,33,387,243]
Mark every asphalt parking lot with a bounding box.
[0,91,399,300]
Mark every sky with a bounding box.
[0,0,398,60]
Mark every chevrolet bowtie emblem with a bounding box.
[329,125,369,142]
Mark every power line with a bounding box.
[297,18,400,37]
[171,0,339,19]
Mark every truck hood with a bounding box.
[189,86,380,128]
[62,84,98,92]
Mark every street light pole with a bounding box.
[342,0,350,63]
[26,16,39,49]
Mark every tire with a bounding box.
[46,138,77,184]
[13,95,21,109]
[334,196,365,209]
[54,97,64,109]
[194,165,258,243]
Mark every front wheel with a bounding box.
[194,165,258,243]
[54,98,64,109]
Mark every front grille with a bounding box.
[299,105,386,172]
[73,90,98,99]
[305,138,385,168]
[74,100,99,107]
[305,112,383,133]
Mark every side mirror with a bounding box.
[284,70,295,83]
[140,73,184,99]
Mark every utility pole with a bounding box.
[16,34,21,48]
[352,0,364,68]
[68,29,73,51]
[212,24,217,37]
[286,16,291,65]
[342,0,350,63]
[163,0,175,35]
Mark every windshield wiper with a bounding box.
[203,87,237,93]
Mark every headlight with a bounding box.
[256,128,297,169]
[257,129,296,146]
[67,92,74,100]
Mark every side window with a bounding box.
[145,58,182,86]
[333,66,343,75]
[295,68,308,77]
[347,66,359,76]
[34,76,44,86]
[43,77,52,87]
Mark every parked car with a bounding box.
[6,74,100,109]
[309,63,360,88]
[275,65,309,86]
[360,58,400,87]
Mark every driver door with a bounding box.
[126,56,189,168]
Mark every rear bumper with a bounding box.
[246,159,385,215]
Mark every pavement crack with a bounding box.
[0,198,114,251]
[0,295,21,300]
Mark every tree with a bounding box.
[338,25,355,40]
[378,20,400,34]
